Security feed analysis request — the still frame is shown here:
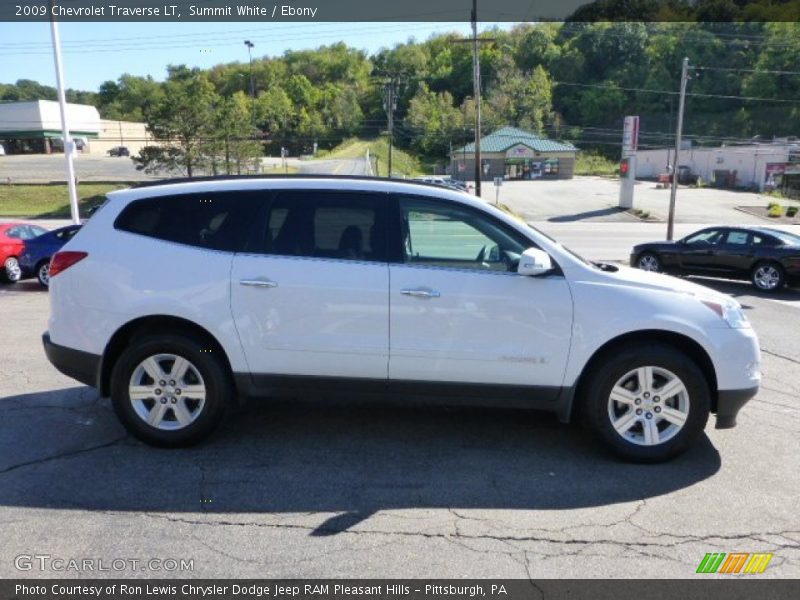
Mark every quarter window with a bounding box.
[398,197,528,272]
[114,193,261,252]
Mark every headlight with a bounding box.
[701,299,750,328]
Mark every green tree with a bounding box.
[133,67,217,177]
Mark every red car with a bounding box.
[0,222,48,283]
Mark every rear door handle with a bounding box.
[400,287,440,299]
[240,278,278,288]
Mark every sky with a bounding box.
[0,21,515,91]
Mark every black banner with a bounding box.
[2,580,799,600]
[4,0,800,22]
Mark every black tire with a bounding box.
[581,343,710,463]
[636,252,661,272]
[1,256,21,284]
[110,332,233,447]
[750,261,785,293]
[36,260,51,288]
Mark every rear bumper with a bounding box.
[42,332,100,389]
[715,386,759,429]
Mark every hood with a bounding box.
[600,265,735,304]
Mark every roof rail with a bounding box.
[132,174,452,189]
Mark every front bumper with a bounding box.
[715,386,759,429]
[42,332,100,388]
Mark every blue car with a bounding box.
[19,225,81,287]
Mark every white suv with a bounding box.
[43,177,761,461]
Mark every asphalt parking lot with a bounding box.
[1,268,798,578]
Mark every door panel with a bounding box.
[715,230,755,275]
[231,255,389,379]
[389,195,573,387]
[679,228,725,272]
[230,190,391,381]
[389,266,573,386]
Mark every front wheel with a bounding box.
[1,256,21,284]
[751,262,784,292]
[582,343,710,463]
[636,252,661,272]
[110,333,233,447]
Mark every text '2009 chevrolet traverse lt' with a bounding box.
[43,177,761,462]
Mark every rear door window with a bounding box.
[114,192,261,252]
[258,190,388,262]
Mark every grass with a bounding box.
[318,137,425,177]
[574,152,619,178]
[0,183,131,218]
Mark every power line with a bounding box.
[552,81,800,104]
[694,65,800,76]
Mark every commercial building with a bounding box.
[0,100,151,156]
[634,140,800,195]
[450,126,577,181]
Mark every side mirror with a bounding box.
[517,247,553,277]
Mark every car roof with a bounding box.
[111,175,477,205]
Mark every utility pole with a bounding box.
[453,3,494,196]
[244,40,256,127]
[49,5,79,225]
[667,57,690,241]
[382,78,398,178]
[471,0,482,197]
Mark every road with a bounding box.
[1,263,798,578]
[299,158,368,176]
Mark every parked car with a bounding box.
[43,177,760,462]
[107,146,130,157]
[0,222,49,283]
[19,224,82,287]
[631,226,800,292]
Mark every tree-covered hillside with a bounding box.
[3,21,798,165]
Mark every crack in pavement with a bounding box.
[139,512,800,556]
[761,348,800,365]
[0,436,129,475]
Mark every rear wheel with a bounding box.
[636,252,661,272]
[751,261,784,292]
[37,260,51,287]
[110,333,232,447]
[1,256,21,284]
[582,343,710,462]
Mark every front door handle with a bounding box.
[401,287,441,299]
[240,278,278,288]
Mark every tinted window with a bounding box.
[398,197,528,272]
[684,229,723,245]
[115,192,260,252]
[5,226,23,239]
[725,231,749,245]
[259,191,387,262]
[29,225,48,238]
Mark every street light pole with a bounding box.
[244,40,256,126]
[49,7,79,225]
[667,57,690,241]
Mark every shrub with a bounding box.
[767,200,781,210]
[768,204,782,218]
[786,206,798,218]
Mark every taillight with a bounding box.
[49,251,88,278]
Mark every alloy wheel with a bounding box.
[754,265,780,291]
[638,254,660,272]
[38,262,50,286]
[607,366,690,446]
[128,353,206,430]
[4,257,21,282]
